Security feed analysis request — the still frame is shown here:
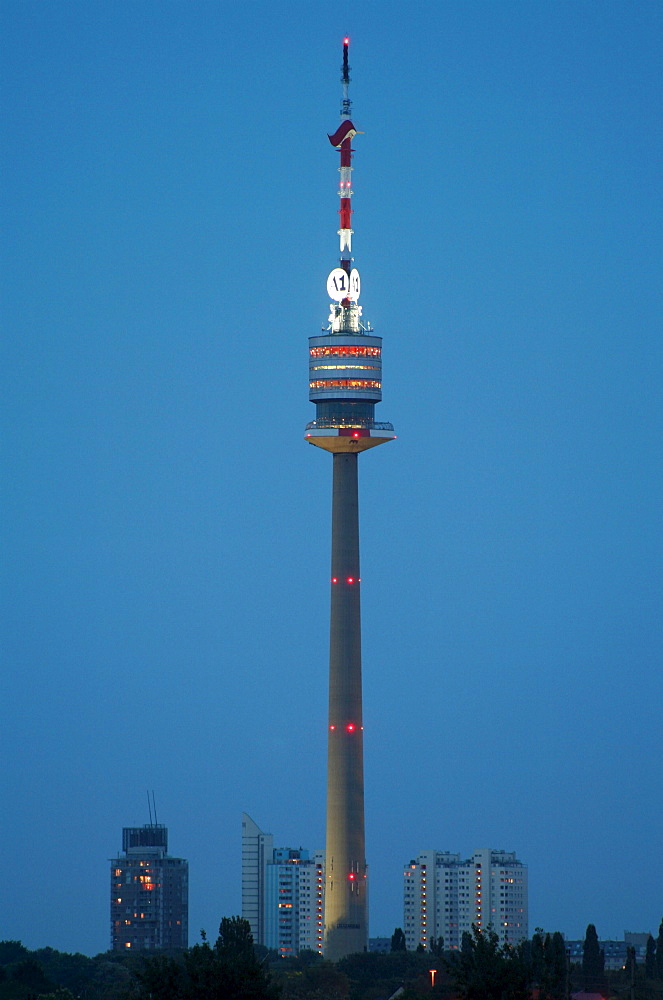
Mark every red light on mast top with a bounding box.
[343,37,349,45]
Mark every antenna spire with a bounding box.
[328,37,359,269]
[341,37,351,119]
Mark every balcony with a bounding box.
[305,418,394,432]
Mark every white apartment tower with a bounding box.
[264,849,324,956]
[242,815,324,956]
[403,848,528,951]
[242,813,274,946]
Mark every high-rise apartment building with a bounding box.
[110,823,188,951]
[264,848,324,956]
[403,848,528,951]
[242,813,274,946]
[242,815,324,957]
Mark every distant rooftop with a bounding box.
[122,823,168,854]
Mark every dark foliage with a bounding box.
[645,934,656,979]
[429,936,445,957]
[0,942,29,966]
[338,950,451,1000]
[391,927,406,952]
[277,960,348,1000]
[445,925,531,1000]
[1,943,135,1000]
[134,917,279,1000]
[582,924,604,991]
[657,919,663,981]
[0,958,59,1000]
[530,931,567,1000]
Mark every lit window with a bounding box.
[309,379,381,390]
[311,364,380,371]
[310,346,381,358]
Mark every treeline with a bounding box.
[2,917,663,1000]
[0,939,142,1000]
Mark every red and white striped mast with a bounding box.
[334,38,355,263]
[326,38,362,316]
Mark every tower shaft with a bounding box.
[324,452,367,960]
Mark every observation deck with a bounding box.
[306,327,395,453]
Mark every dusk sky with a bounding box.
[2,0,662,957]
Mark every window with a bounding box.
[310,345,381,358]
[311,364,380,372]
[309,379,381,390]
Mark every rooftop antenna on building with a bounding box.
[152,790,158,827]
[147,790,153,826]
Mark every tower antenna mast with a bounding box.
[341,36,351,120]
[328,37,361,279]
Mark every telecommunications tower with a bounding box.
[305,38,395,961]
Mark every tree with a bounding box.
[582,924,604,991]
[135,917,279,1000]
[645,934,656,979]
[0,942,29,966]
[626,946,636,981]
[657,919,663,981]
[338,949,441,999]
[391,928,406,952]
[445,925,530,1000]
[461,931,473,957]
[548,931,568,1000]
[429,936,445,957]
[531,932,545,986]
[278,960,348,1000]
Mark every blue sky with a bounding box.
[2,0,661,956]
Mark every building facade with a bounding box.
[242,815,324,957]
[242,813,274,947]
[264,848,324,956]
[403,848,528,951]
[110,824,188,951]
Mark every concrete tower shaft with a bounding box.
[325,452,366,960]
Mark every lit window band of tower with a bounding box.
[305,38,396,962]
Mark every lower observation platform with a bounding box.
[305,422,396,453]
